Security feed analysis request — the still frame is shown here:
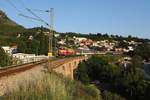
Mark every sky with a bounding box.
[0,0,150,39]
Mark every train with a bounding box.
[58,47,75,56]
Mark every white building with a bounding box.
[54,34,60,37]
[2,46,17,55]
[2,46,12,55]
[12,53,48,64]
[75,37,87,42]
[93,42,99,47]
[58,39,66,45]
[128,46,134,51]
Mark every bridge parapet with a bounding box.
[51,56,87,79]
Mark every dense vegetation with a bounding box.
[16,27,50,55]
[2,72,101,100]
[126,43,150,61]
[0,10,25,35]
[0,47,12,67]
[74,55,150,100]
[0,27,50,55]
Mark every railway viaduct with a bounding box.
[49,56,88,79]
[0,56,88,96]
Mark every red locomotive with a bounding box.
[58,47,75,56]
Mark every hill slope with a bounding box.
[0,10,24,34]
[0,10,17,26]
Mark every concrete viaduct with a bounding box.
[0,56,88,96]
[49,56,88,79]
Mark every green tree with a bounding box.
[116,40,128,49]
[74,61,90,84]
[17,37,28,53]
[35,28,48,55]
[131,55,143,68]
[75,55,149,100]
[0,47,12,67]
[134,43,150,61]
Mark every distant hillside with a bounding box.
[0,10,24,34]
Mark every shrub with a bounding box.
[102,91,126,100]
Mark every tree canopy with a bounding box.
[74,55,150,100]
[0,47,12,67]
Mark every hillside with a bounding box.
[0,10,24,34]
[0,10,17,26]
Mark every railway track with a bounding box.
[0,60,47,78]
[0,56,84,78]
[50,57,80,69]
[0,56,85,96]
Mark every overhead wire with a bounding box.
[6,0,49,27]
[6,0,22,13]
[7,0,55,56]
[17,0,49,26]
[5,0,37,24]
[26,8,49,26]
[30,9,50,13]
[17,0,26,8]
[18,14,43,22]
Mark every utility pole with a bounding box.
[48,8,54,57]
[19,8,54,57]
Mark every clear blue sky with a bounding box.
[0,0,150,38]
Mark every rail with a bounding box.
[0,56,87,78]
[51,56,85,69]
[0,60,47,78]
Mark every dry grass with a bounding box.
[2,72,101,100]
